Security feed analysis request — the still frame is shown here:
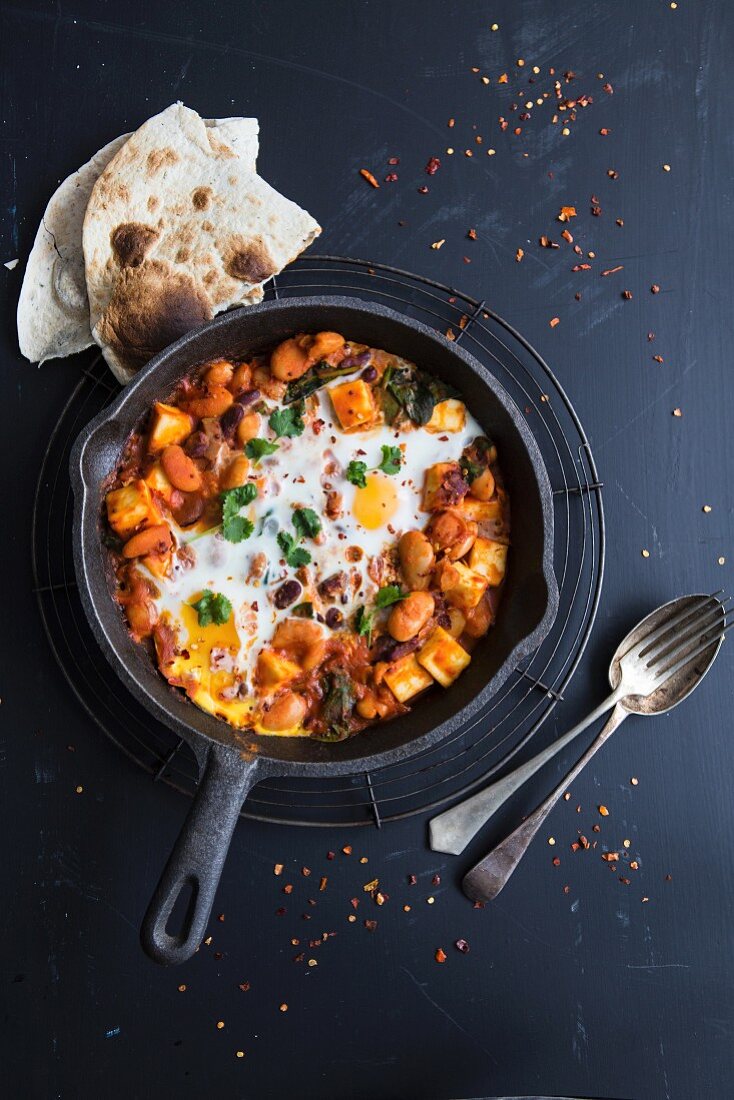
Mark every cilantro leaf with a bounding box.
[277,530,312,568]
[292,507,322,540]
[346,460,368,488]
[292,601,314,619]
[245,438,279,463]
[460,454,483,483]
[377,444,402,476]
[221,484,257,543]
[354,605,375,644]
[269,401,305,439]
[190,590,232,627]
[374,585,406,609]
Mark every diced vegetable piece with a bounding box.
[329,379,377,431]
[421,462,467,512]
[425,398,466,434]
[458,497,503,523]
[256,649,302,690]
[468,537,508,585]
[417,626,471,687]
[106,479,160,538]
[148,402,194,454]
[383,653,434,703]
[144,461,174,505]
[438,560,489,611]
[142,551,173,580]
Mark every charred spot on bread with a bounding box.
[192,186,213,211]
[96,259,212,364]
[110,223,160,268]
[146,147,179,175]
[223,236,275,283]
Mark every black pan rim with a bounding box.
[71,295,559,779]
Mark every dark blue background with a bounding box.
[2,2,733,1098]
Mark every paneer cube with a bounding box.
[422,462,465,512]
[438,559,489,611]
[142,551,173,581]
[144,461,175,506]
[105,479,161,539]
[148,401,194,454]
[256,649,302,691]
[417,626,471,688]
[425,398,466,434]
[383,653,434,703]
[468,537,508,585]
[329,379,377,431]
[458,497,503,524]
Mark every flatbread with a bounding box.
[83,103,320,383]
[17,114,259,365]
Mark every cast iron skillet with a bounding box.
[71,297,558,965]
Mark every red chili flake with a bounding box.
[302,867,311,877]
[616,218,624,227]
[563,885,570,894]
[275,907,286,916]
[552,857,561,867]
[653,355,664,363]
[515,247,524,262]
[592,824,601,833]
[283,884,293,894]
[622,289,633,300]
[607,168,619,179]
[601,852,620,862]
[591,205,602,216]
[572,263,592,271]
[619,877,631,885]
[273,863,284,876]
[293,952,305,963]
[217,913,225,922]
[651,284,660,294]
[350,898,359,910]
[319,877,328,892]
[630,861,639,871]
[238,982,251,992]
[557,205,577,222]
[561,229,573,243]
[599,128,611,136]
[571,841,581,852]
[326,851,335,861]
[648,332,655,341]
[448,118,455,128]
[307,898,317,907]
[342,845,352,855]
[513,127,522,136]
[467,228,477,240]
[498,73,508,84]
[364,920,378,932]
[359,168,379,188]
[579,835,590,850]
[601,266,624,277]
[665,874,672,882]
[432,874,441,886]
[301,913,311,920]
[473,900,485,909]
[463,256,471,263]
[454,939,470,954]
[549,317,560,328]
[539,236,560,249]
[435,948,448,963]
[384,172,398,183]
[425,156,441,175]
[573,244,583,255]
[602,82,614,94]
[407,874,417,886]
[387,156,400,165]
[375,892,388,906]
[574,292,582,301]
[417,185,429,194]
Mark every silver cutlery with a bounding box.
[428,593,730,902]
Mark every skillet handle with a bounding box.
[140,746,261,965]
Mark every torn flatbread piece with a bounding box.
[82,103,320,383]
[17,113,259,365]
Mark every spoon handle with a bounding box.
[462,702,628,902]
[429,685,626,855]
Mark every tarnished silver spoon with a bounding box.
[428,594,729,902]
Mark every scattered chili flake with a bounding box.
[364,920,378,932]
[75,785,83,794]
[448,117,455,127]
[342,845,352,855]
[572,264,592,272]
[364,879,379,893]
[653,355,664,363]
[408,874,417,886]
[403,905,411,912]
[375,892,387,906]
[425,156,441,175]
[384,172,398,183]
[435,948,448,963]
[273,863,284,876]
[549,317,560,328]
[599,805,609,816]
[607,168,619,179]
[302,867,311,877]
[651,284,660,294]
[602,852,620,862]
[561,229,573,243]
[467,228,477,240]
[630,861,639,870]
[602,82,614,94]
[359,169,379,189]
[515,247,524,262]
[619,877,631,885]
[347,914,356,923]
[431,239,445,250]
[279,1004,288,1013]
[575,293,582,301]
[665,874,672,882]
[601,266,624,277]
[432,874,441,885]
[599,127,611,136]
[178,984,186,992]
[571,842,581,852]
[648,332,656,341]
[388,156,399,165]
[216,1020,225,1030]
[498,73,508,84]
[539,235,559,249]
[350,898,359,910]
[557,206,577,222]
[591,205,602,216]
[552,857,561,867]
[473,900,485,909]
[564,792,571,801]
[283,884,293,894]
[616,218,624,227]
[319,877,328,892]
[239,981,251,992]
[579,835,590,850]
[622,290,633,300]
[592,824,601,833]
[326,850,335,861]
[418,185,429,194]
[563,885,570,894]
[275,907,286,917]
[454,939,470,954]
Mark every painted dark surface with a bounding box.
[1,1,733,1098]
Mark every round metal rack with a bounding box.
[32,254,604,827]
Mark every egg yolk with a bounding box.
[352,473,399,530]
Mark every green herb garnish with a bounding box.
[292,601,314,619]
[190,590,232,627]
[277,531,312,568]
[346,460,368,488]
[269,401,305,439]
[377,445,402,475]
[292,507,322,540]
[354,605,375,645]
[221,484,257,543]
[245,438,279,463]
[317,670,357,741]
[374,584,406,609]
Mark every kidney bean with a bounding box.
[184,430,209,458]
[391,637,420,660]
[220,401,244,439]
[318,571,347,600]
[339,351,371,372]
[273,580,302,609]
[370,634,398,663]
[361,365,378,383]
[234,387,261,407]
[171,492,204,527]
[324,607,343,629]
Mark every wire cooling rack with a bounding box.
[32,255,604,827]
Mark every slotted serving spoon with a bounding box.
[428,593,730,902]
